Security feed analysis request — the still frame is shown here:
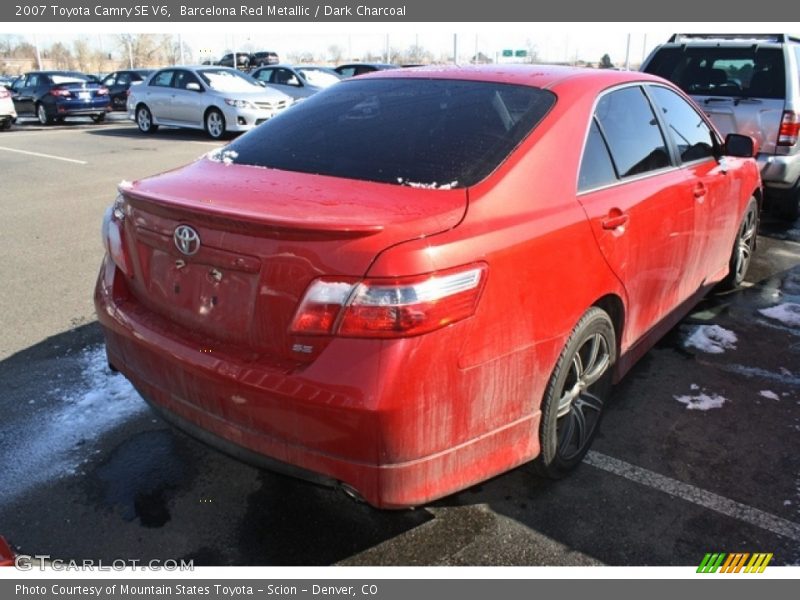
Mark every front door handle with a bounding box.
[693,182,707,199]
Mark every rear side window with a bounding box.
[644,47,786,99]
[151,70,174,87]
[649,86,716,163]
[595,87,671,178]
[226,79,556,188]
[579,119,617,192]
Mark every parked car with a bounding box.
[250,65,341,101]
[0,85,16,129]
[217,52,251,70]
[10,71,110,124]
[250,51,280,68]
[128,66,292,140]
[642,33,800,220]
[96,66,761,508]
[101,69,153,111]
[0,75,16,89]
[333,62,399,77]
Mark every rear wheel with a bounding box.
[204,108,226,140]
[91,113,106,123]
[535,307,616,478]
[719,197,758,290]
[136,105,158,134]
[36,103,52,125]
[0,118,11,130]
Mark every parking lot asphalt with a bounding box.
[0,117,798,566]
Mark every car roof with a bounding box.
[361,64,667,90]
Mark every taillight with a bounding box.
[778,111,799,146]
[96,86,109,96]
[101,194,132,277]
[0,88,9,99]
[290,264,487,338]
[49,86,71,97]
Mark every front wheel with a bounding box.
[535,307,616,479]
[719,197,758,290]
[204,108,226,140]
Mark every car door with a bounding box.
[13,74,38,115]
[143,70,175,121]
[646,84,734,287]
[170,69,204,125]
[577,85,695,347]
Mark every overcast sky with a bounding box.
[4,23,798,66]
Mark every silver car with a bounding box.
[128,66,293,140]
[643,33,800,220]
[250,65,342,101]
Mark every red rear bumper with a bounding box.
[95,259,541,508]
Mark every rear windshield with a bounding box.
[224,78,556,188]
[644,47,785,99]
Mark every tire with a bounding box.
[0,119,11,130]
[535,307,616,479]
[719,197,759,290]
[36,103,52,125]
[136,105,158,134]
[91,113,106,123]
[204,108,226,140]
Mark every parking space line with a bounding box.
[0,146,87,164]
[586,451,800,542]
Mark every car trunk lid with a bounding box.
[118,158,467,359]
[694,95,785,155]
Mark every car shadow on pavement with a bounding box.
[0,322,431,566]
[85,125,234,143]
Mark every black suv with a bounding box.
[643,33,800,220]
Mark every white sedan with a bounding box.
[128,66,293,139]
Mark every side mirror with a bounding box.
[724,133,756,158]
[186,82,202,92]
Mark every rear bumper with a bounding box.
[94,258,540,508]
[757,152,800,190]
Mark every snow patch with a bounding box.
[0,346,146,504]
[207,148,239,165]
[674,391,727,411]
[759,390,780,401]
[759,303,800,327]
[684,324,738,354]
[396,177,458,190]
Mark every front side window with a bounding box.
[649,86,716,163]
[226,78,556,188]
[595,86,671,178]
[173,70,200,90]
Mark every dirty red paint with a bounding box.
[95,66,761,508]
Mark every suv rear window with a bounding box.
[644,47,785,99]
[225,78,555,188]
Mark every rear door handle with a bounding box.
[601,210,629,230]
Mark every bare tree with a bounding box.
[327,44,344,64]
[48,42,74,69]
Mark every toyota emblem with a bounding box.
[174,225,200,256]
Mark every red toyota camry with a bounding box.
[95,65,761,508]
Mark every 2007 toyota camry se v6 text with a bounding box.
[95,65,762,508]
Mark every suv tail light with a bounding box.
[778,110,799,146]
[290,264,487,338]
[49,86,71,97]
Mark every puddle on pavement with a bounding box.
[93,430,188,528]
